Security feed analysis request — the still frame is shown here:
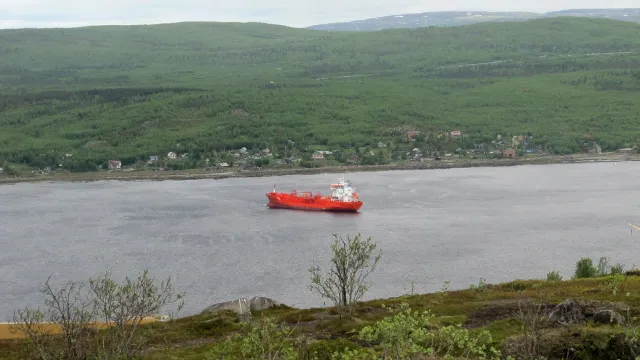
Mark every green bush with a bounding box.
[332,302,503,360]
[610,263,625,275]
[546,270,562,281]
[574,257,599,279]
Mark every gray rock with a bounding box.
[575,299,616,316]
[548,299,586,325]
[593,309,625,325]
[202,296,283,315]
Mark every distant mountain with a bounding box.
[307,8,640,31]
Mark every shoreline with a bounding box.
[0,153,636,186]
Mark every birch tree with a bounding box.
[308,233,382,317]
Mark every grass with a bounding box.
[4,275,640,359]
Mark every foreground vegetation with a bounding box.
[2,17,640,174]
[3,233,640,359]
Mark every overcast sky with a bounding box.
[0,0,638,29]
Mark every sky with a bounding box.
[0,0,638,29]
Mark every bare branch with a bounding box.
[12,268,185,360]
[308,233,381,317]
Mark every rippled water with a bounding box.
[1,162,638,319]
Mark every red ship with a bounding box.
[266,177,363,212]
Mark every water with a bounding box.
[0,162,638,319]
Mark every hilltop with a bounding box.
[307,8,640,31]
[1,17,640,173]
[3,273,640,359]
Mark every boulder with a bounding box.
[548,299,586,325]
[202,296,284,315]
[575,299,617,316]
[593,310,625,325]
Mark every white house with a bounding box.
[108,160,122,170]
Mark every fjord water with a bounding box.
[1,162,638,318]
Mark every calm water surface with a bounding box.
[1,162,639,319]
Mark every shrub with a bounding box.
[574,257,599,278]
[611,263,625,275]
[546,270,562,281]
[207,316,298,360]
[11,269,184,360]
[308,233,382,318]
[332,302,503,360]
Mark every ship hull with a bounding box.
[266,192,362,212]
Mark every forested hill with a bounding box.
[1,17,640,172]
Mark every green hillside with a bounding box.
[1,17,640,172]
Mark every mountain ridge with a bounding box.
[306,8,640,31]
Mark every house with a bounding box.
[219,162,229,167]
[407,131,420,141]
[450,130,462,137]
[512,135,527,147]
[167,152,177,160]
[108,160,122,170]
[347,155,360,164]
[619,148,634,154]
[377,141,387,148]
[262,148,271,155]
[149,155,158,162]
[312,151,324,160]
[473,143,486,150]
[502,149,517,158]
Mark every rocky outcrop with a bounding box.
[548,299,586,325]
[548,299,627,326]
[593,310,625,325]
[201,296,284,315]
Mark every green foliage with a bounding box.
[546,270,563,281]
[254,157,270,167]
[605,273,628,296]
[469,278,487,292]
[10,269,184,360]
[0,163,18,177]
[308,233,382,318]
[611,263,626,276]
[2,18,640,172]
[575,256,626,279]
[207,316,297,360]
[574,257,600,279]
[357,303,435,359]
[306,339,359,359]
[333,302,503,360]
[11,268,640,360]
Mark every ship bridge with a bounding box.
[330,177,358,202]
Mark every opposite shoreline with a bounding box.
[0,152,636,186]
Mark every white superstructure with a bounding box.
[330,177,359,202]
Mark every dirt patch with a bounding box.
[0,318,158,339]
[463,300,556,328]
